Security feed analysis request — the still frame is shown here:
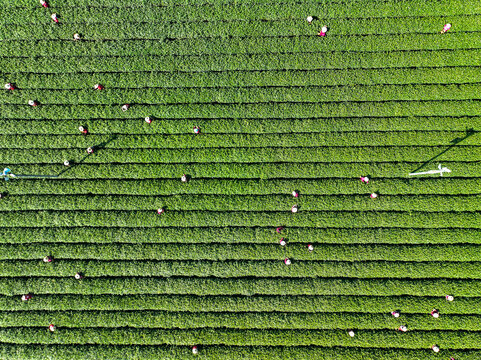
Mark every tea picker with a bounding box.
[440,23,451,34]
[318,26,328,37]
[21,294,33,301]
[391,311,400,318]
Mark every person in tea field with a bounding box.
[43,256,53,263]
[348,330,355,337]
[21,294,32,301]
[193,126,201,134]
[284,258,291,265]
[360,176,369,184]
[64,160,70,166]
[291,204,298,213]
[145,116,152,124]
[307,16,313,24]
[93,84,104,90]
[86,147,94,154]
[79,126,88,135]
[391,311,400,318]
[318,26,328,37]
[446,295,454,301]
[192,346,198,354]
[370,193,378,199]
[4,83,15,91]
[279,238,286,246]
[307,244,314,252]
[181,174,188,183]
[398,325,408,332]
[40,0,49,7]
[157,208,165,215]
[51,13,59,23]
[121,104,130,112]
[431,345,440,353]
[49,324,56,332]
[441,23,451,34]
[28,100,38,107]
[431,309,439,318]
[73,33,81,41]
[74,272,83,280]
[292,190,299,198]
[276,227,284,234]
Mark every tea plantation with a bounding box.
[0,0,480,359]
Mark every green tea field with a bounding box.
[0,0,480,359]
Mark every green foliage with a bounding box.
[1,294,480,314]
[0,227,479,245]
[1,259,481,279]
[0,344,477,360]
[0,0,479,358]
[3,277,481,296]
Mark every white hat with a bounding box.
[321,26,328,33]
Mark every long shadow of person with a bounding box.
[410,128,477,174]
[57,135,118,177]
